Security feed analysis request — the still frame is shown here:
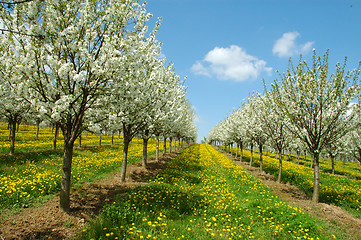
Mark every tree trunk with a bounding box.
[78,134,82,148]
[278,149,282,183]
[297,150,300,164]
[156,136,159,161]
[120,132,130,182]
[36,122,40,139]
[169,137,172,153]
[99,133,102,146]
[60,139,74,212]
[312,153,320,203]
[163,137,167,154]
[329,153,335,175]
[9,120,16,155]
[259,144,263,172]
[142,133,149,169]
[53,123,60,150]
[250,143,254,166]
[240,142,243,162]
[235,143,239,159]
[8,123,11,140]
[111,133,114,145]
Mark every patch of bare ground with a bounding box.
[225,152,361,240]
[0,149,181,240]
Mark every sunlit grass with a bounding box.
[80,144,345,239]
[228,147,361,218]
[0,123,170,209]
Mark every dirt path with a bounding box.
[0,151,179,240]
[227,154,361,239]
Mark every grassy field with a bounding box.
[1,124,356,239]
[80,144,346,239]
[0,122,130,154]
[262,150,361,181]
[0,123,169,209]
[228,147,361,219]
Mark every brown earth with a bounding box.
[0,151,179,240]
[226,153,361,240]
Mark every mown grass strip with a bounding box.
[262,149,361,181]
[80,144,345,240]
[235,148,361,219]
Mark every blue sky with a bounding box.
[146,0,361,142]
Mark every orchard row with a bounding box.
[0,0,197,211]
[0,124,181,209]
[207,50,361,204]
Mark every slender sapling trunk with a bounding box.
[312,153,320,203]
[235,143,239,159]
[329,153,335,175]
[169,137,172,153]
[36,122,40,139]
[240,142,243,162]
[78,134,82,148]
[163,137,167,154]
[60,139,74,212]
[156,136,159,161]
[297,150,300,164]
[120,133,131,182]
[259,144,263,172]
[53,123,60,150]
[278,149,283,183]
[142,131,149,169]
[9,120,16,155]
[250,143,253,166]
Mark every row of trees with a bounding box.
[0,0,197,212]
[207,50,361,203]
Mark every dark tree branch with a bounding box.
[0,0,34,5]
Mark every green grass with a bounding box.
[251,147,361,181]
[0,141,162,210]
[0,123,174,210]
[226,146,361,219]
[79,144,346,240]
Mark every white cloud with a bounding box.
[273,31,314,58]
[191,61,211,77]
[192,45,272,82]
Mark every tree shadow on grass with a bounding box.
[0,149,63,170]
[68,153,178,219]
[128,184,205,216]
